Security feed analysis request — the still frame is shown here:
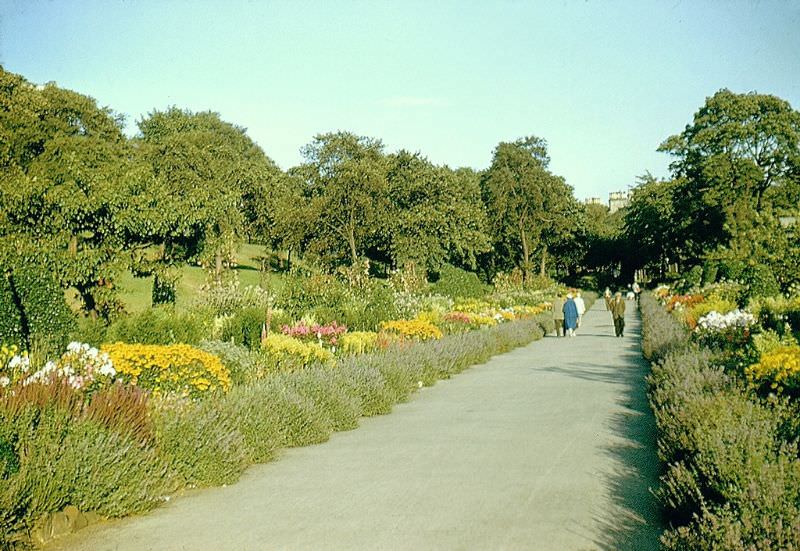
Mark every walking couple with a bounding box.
[551,291,585,337]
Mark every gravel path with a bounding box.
[54,300,662,551]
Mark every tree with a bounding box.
[481,136,576,281]
[381,151,490,273]
[659,89,800,263]
[623,173,681,276]
[294,131,388,267]
[132,108,284,295]
[0,68,133,317]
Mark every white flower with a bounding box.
[0,376,10,387]
[67,341,83,353]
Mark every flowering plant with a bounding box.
[693,309,756,353]
[0,344,30,389]
[380,319,443,341]
[261,334,334,374]
[16,342,117,392]
[280,321,347,348]
[102,343,230,397]
[746,345,800,396]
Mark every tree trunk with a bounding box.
[540,247,547,278]
[215,252,223,285]
[347,224,358,265]
[520,224,530,282]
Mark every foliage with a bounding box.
[104,306,212,345]
[197,340,258,386]
[381,152,490,272]
[428,264,490,299]
[259,334,334,374]
[292,131,388,266]
[102,343,231,397]
[642,291,800,549]
[152,397,247,488]
[380,319,443,341]
[481,136,580,281]
[218,306,267,350]
[194,282,273,317]
[339,331,379,355]
[746,346,800,396]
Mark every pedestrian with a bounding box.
[611,291,626,337]
[633,281,641,303]
[563,292,579,337]
[604,287,612,310]
[574,290,586,331]
[552,292,565,337]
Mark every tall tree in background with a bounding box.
[482,136,577,282]
[659,89,800,265]
[133,108,282,297]
[294,131,388,267]
[381,151,490,273]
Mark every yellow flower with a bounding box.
[102,343,231,397]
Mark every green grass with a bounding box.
[114,244,286,313]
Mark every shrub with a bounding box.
[103,343,231,397]
[198,340,258,386]
[0,264,76,357]
[259,334,334,374]
[218,306,267,350]
[746,346,800,397]
[380,319,443,341]
[428,264,489,299]
[275,368,361,432]
[640,293,690,362]
[105,306,213,345]
[152,397,248,488]
[195,282,273,317]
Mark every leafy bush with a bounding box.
[195,282,273,317]
[152,398,248,488]
[198,340,258,386]
[642,291,800,549]
[103,343,231,397]
[640,293,690,362]
[218,306,266,349]
[428,264,490,299]
[105,306,213,345]
[260,334,333,374]
[0,265,76,357]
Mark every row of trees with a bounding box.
[0,67,602,321]
[624,89,800,293]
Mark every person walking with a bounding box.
[604,288,612,310]
[611,291,626,337]
[563,292,579,337]
[574,290,586,332]
[552,293,565,337]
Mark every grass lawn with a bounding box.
[114,243,286,313]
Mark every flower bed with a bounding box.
[641,292,800,548]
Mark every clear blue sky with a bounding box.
[1,0,798,200]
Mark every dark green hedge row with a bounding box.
[641,293,800,549]
[0,314,548,548]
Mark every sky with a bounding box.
[1,0,798,200]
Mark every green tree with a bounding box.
[294,131,388,267]
[382,151,490,273]
[0,68,133,317]
[659,89,800,263]
[132,108,284,295]
[624,173,681,276]
[481,136,576,281]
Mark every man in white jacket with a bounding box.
[574,291,586,333]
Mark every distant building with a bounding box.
[608,191,630,213]
[583,197,603,206]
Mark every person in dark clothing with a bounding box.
[611,292,626,337]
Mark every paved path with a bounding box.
[55,301,662,551]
